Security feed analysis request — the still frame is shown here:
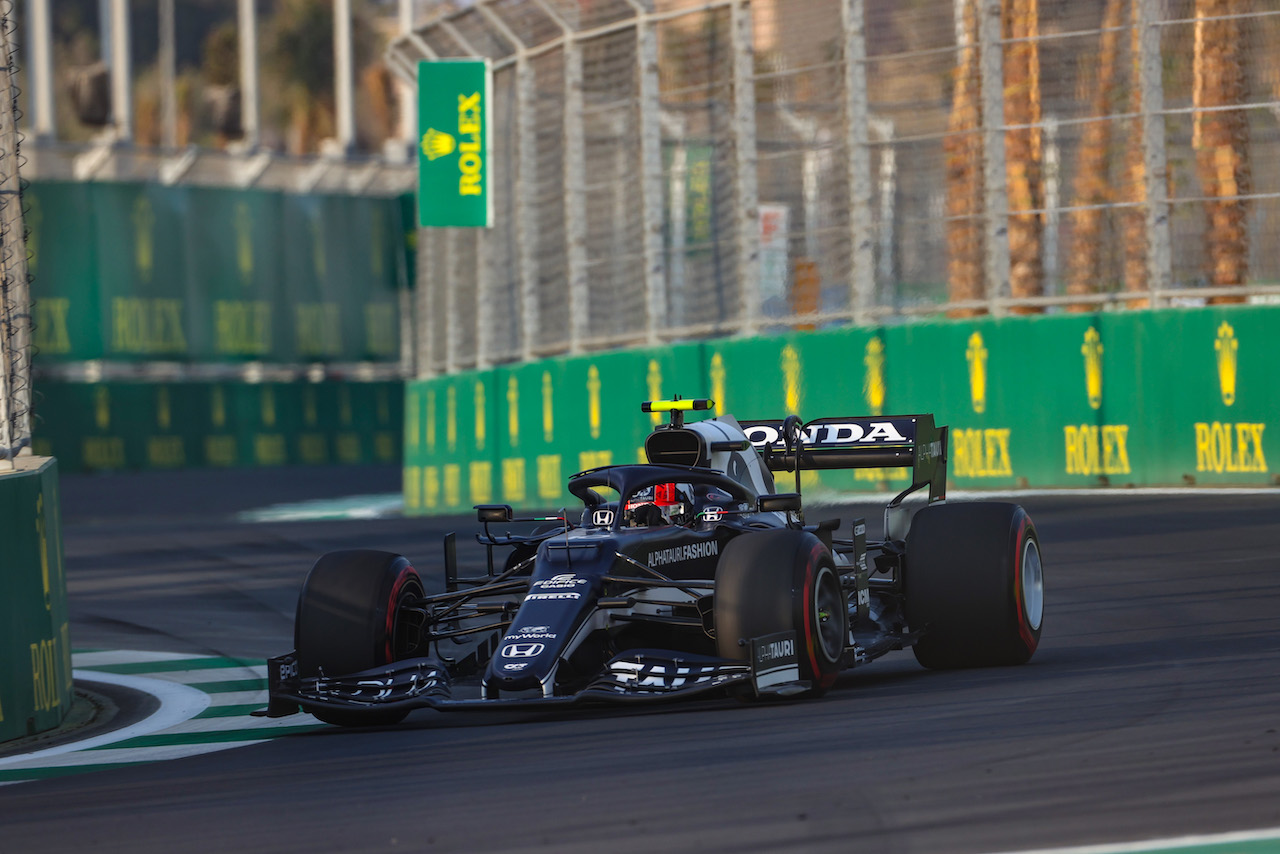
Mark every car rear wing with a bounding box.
[739,415,948,504]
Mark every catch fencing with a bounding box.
[0,8,29,468]
[387,0,1280,377]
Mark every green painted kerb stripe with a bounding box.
[0,762,141,783]
[1138,841,1280,854]
[86,657,265,675]
[185,678,267,693]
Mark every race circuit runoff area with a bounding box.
[0,650,322,785]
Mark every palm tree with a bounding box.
[945,0,984,315]
[1065,0,1126,309]
[1002,0,1043,313]
[1192,0,1250,301]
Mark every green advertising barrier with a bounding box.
[882,313,1103,489]
[25,182,102,360]
[404,346,707,513]
[184,187,287,362]
[403,305,1280,515]
[27,181,410,365]
[30,381,403,472]
[0,457,72,743]
[1101,307,1276,486]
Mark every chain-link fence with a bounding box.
[0,6,31,468]
[389,0,1280,377]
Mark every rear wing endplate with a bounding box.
[739,415,948,503]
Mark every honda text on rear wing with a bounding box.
[738,414,949,506]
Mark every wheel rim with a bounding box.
[1021,538,1044,632]
[813,566,845,663]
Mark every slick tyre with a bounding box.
[904,502,1044,669]
[715,529,846,697]
[295,549,424,726]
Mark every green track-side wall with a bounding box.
[403,306,1279,514]
[31,380,402,471]
[26,181,413,364]
[0,458,71,743]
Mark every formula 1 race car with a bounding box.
[258,398,1044,726]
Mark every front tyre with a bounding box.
[295,549,424,725]
[715,529,846,697]
[904,502,1044,669]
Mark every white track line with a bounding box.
[989,825,1280,853]
[0,670,210,767]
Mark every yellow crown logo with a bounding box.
[133,197,155,283]
[1215,321,1238,406]
[95,386,111,430]
[645,361,662,427]
[1082,326,1104,411]
[447,385,458,453]
[474,381,486,450]
[863,337,886,416]
[421,128,456,161]
[782,344,802,415]
[507,376,520,447]
[966,331,988,414]
[542,372,554,443]
[709,353,727,416]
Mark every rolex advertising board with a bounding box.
[418,60,492,228]
[402,306,1280,516]
[1101,308,1276,486]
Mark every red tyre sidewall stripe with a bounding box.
[383,564,415,664]
[1012,517,1036,651]
[803,542,836,690]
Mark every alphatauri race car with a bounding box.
[257,399,1044,726]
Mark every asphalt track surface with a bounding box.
[2,465,1279,853]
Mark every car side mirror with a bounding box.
[475,504,513,523]
[757,493,802,513]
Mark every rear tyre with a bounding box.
[295,549,424,726]
[715,529,846,697]
[904,502,1043,669]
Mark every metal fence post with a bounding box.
[978,0,1010,315]
[476,3,541,361]
[415,228,435,379]
[1136,0,1171,304]
[438,23,491,369]
[662,112,689,329]
[843,0,874,325]
[731,0,760,336]
[563,33,589,353]
[445,230,459,374]
[238,0,261,150]
[872,118,896,297]
[634,8,667,346]
[110,0,132,141]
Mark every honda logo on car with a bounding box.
[502,642,544,658]
[592,509,615,527]
[648,540,719,567]
[744,421,909,448]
